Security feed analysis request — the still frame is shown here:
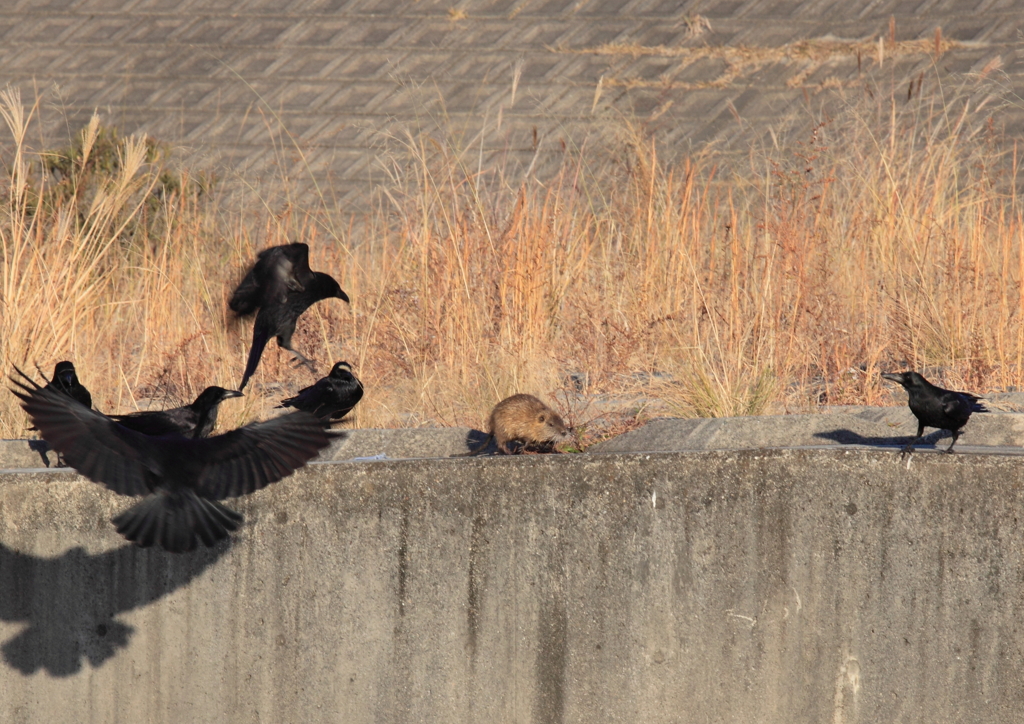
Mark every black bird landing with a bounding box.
[881,371,987,454]
[11,367,332,553]
[45,361,92,408]
[277,361,363,426]
[230,242,349,390]
[110,386,243,439]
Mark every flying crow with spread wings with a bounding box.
[230,242,349,390]
[277,361,363,426]
[11,368,332,553]
[881,371,987,454]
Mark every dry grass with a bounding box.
[0,66,1021,443]
[561,31,963,90]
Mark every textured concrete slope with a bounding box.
[1,0,1021,206]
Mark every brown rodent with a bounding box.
[464,394,572,455]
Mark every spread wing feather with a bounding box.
[193,411,331,500]
[230,243,313,316]
[10,368,154,497]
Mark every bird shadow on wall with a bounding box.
[813,429,950,448]
[27,440,56,467]
[0,538,231,677]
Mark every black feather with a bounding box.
[230,242,314,316]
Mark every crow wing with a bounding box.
[277,377,331,412]
[229,243,312,316]
[943,390,986,417]
[11,369,155,497]
[192,411,331,500]
[239,313,273,390]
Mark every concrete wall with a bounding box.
[2,447,1023,723]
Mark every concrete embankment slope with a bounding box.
[2,429,1024,722]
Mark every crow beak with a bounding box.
[880,372,905,385]
[338,289,350,304]
[224,390,244,400]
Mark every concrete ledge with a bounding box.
[8,405,1018,470]
[320,426,490,460]
[0,427,494,470]
[2,447,1023,722]
[589,407,1024,453]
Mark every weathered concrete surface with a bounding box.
[590,406,1024,454]
[0,426,492,469]
[319,426,490,460]
[7,404,1022,470]
[2,448,1024,723]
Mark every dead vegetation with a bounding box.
[564,21,962,91]
[0,60,1019,441]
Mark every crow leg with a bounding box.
[287,347,318,375]
[946,429,961,454]
[901,422,925,456]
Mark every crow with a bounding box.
[881,371,987,454]
[11,367,332,553]
[31,361,94,466]
[277,361,363,425]
[231,243,349,390]
[110,386,243,439]
[44,361,92,409]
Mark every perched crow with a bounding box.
[111,386,243,439]
[45,361,92,409]
[881,371,987,454]
[11,367,332,553]
[31,362,93,466]
[229,242,313,316]
[231,243,349,390]
[277,361,363,425]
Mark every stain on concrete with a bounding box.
[397,506,410,618]
[467,514,486,663]
[533,593,568,724]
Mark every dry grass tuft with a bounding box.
[0,66,1020,439]
[566,30,962,90]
